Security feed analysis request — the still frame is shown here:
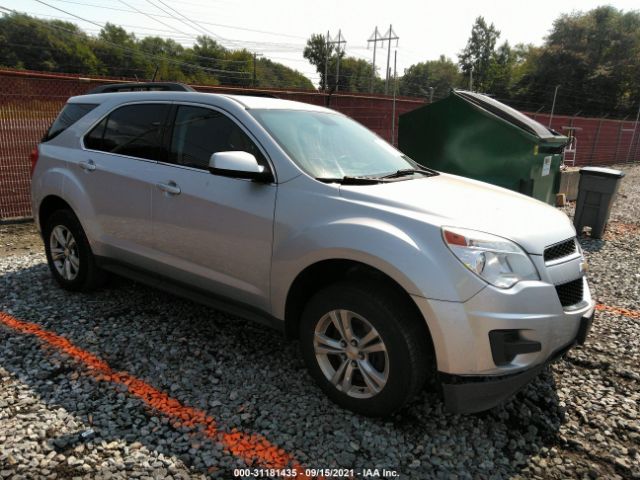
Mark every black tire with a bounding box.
[43,209,107,292]
[300,281,431,416]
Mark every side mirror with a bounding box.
[208,151,273,183]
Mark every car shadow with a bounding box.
[0,262,564,478]
[578,234,606,253]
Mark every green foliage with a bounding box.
[513,6,640,116]
[458,16,500,91]
[454,8,640,117]
[303,33,334,90]
[0,14,100,74]
[4,8,640,114]
[398,55,462,98]
[0,13,313,90]
[256,57,313,89]
[330,56,378,93]
[304,33,386,92]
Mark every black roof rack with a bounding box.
[86,82,195,94]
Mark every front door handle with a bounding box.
[156,181,181,195]
[79,160,96,172]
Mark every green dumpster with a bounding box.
[398,90,569,205]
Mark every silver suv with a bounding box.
[31,83,595,416]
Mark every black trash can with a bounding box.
[574,167,625,239]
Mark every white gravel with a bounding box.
[1,165,639,479]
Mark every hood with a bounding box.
[339,173,575,255]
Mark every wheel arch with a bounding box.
[38,195,74,235]
[283,259,434,355]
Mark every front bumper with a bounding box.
[413,276,594,376]
[411,258,595,413]
[440,313,593,413]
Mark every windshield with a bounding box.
[250,109,418,178]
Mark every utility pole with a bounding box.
[367,26,380,93]
[324,30,330,92]
[468,65,473,91]
[252,52,263,87]
[627,102,640,163]
[548,85,560,128]
[328,30,346,92]
[384,25,399,95]
[391,49,397,144]
[429,86,434,103]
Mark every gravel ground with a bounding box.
[0,221,41,259]
[1,165,639,479]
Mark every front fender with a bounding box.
[270,217,485,320]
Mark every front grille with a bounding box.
[555,278,584,307]
[544,238,577,262]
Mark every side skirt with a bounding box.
[96,256,285,334]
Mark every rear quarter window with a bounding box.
[44,103,98,142]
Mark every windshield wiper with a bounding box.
[316,176,390,185]
[379,167,439,179]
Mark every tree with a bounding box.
[303,34,384,92]
[458,16,500,91]
[0,14,318,89]
[485,41,516,99]
[138,36,186,81]
[303,33,335,90]
[398,55,462,98]
[93,23,146,78]
[0,13,100,74]
[329,56,374,93]
[256,57,314,89]
[513,6,640,116]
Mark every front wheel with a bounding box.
[300,282,430,416]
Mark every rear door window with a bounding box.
[84,103,170,161]
[168,105,266,170]
[44,103,98,141]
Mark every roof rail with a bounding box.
[86,82,195,94]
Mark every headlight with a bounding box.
[442,227,539,289]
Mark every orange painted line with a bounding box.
[606,222,640,233]
[596,303,640,320]
[0,311,320,479]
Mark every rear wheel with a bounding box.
[43,209,107,292]
[300,282,430,416]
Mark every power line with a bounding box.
[8,12,253,67]
[13,13,251,66]
[40,0,307,40]
[117,0,196,39]
[145,0,218,39]
[31,0,308,53]
[1,5,250,76]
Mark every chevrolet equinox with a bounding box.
[30,83,595,416]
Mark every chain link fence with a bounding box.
[1,69,639,220]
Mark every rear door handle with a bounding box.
[156,181,181,195]
[79,160,96,172]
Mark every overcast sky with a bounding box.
[4,0,639,85]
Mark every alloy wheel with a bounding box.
[313,309,389,399]
[49,225,80,281]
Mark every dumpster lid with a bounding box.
[579,167,625,178]
[454,90,565,142]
